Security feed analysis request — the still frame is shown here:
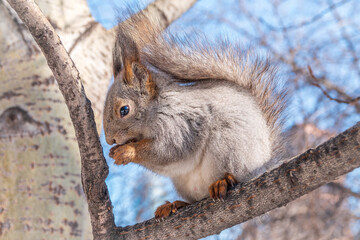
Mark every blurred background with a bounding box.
[87,0,360,239]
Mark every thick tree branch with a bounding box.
[139,0,198,29]
[113,122,360,240]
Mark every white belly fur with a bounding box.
[151,85,273,203]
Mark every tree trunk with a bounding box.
[0,0,95,238]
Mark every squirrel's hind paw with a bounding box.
[208,172,238,201]
[155,200,189,220]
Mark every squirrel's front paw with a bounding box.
[109,144,136,165]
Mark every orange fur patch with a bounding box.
[123,59,134,85]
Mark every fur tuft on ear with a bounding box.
[123,58,135,85]
[113,12,158,97]
[132,62,156,98]
[113,27,140,85]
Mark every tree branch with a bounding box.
[308,66,360,104]
[113,122,360,240]
[327,182,360,199]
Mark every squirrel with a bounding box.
[103,11,287,219]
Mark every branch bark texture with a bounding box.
[114,122,360,240]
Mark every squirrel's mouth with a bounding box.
[118,138,138,146]
[115,135,143,147]
[109,137,140,158]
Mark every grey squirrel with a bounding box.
[103,11,287,219]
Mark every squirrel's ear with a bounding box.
[122,58,136,85]
[112,38,122,78]
[132,62,156,98]
[113,28,156,97]
[113,30,140,85]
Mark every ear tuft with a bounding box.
[113,27,140,85]
[123,59,134,85]
[132,62,157,98]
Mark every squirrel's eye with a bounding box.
[119,105,130,118]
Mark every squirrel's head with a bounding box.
[103,59,157,146]
[104,26,158,146]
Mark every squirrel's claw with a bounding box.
[209,179,227,200]
[155,217,165,223]
[209,172,238,201]
[224,172,237,187]
[155,200,189,219]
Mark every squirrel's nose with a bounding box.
[105,136,116,145]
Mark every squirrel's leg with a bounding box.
[208,173,238,201]
[155,200,189,220]
[109,139,152,165]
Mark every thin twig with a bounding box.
[308,66,360,104]
[327,182,360,199]
[68,20,98,54]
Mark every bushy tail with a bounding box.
[114,11,288,160]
